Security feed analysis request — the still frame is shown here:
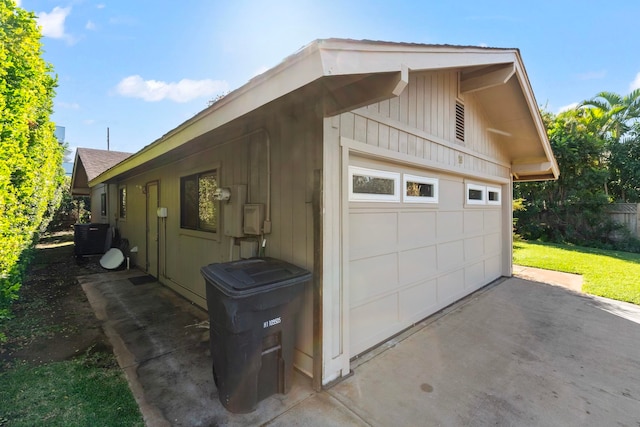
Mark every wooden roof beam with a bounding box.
[460,63,515,94]
[324,64,408,116]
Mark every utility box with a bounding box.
[223,185,247,238]
[200,258,311,413]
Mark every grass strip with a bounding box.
[513,239,640,305]
[0,351,143,427]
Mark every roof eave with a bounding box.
[90,39,558,185]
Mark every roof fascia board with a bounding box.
[318,43,518,76]
[512,55,560,179]
[91,40,559,185]
[70,150,82,193]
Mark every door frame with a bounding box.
[146,181,159,277]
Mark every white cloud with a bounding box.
[58,101,80,109]
[576,70,606,81]
[86,20,97,30]
[96,4,106,9]
[115,75,229,103]
[558,102,578,113]
[83,119,96,125]
[15,0,22,7]
[37,6,72,40]
[630,72,640,91]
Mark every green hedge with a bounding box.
[0,0,62,335]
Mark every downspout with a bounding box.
[263,129,272,235]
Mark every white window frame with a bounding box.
[486,186,502,206]
[403,174,438,204]
[348,166,400,202]
[466,183,486,205]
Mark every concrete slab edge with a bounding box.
[81,281,171,427]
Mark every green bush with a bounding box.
[0,0,62,327]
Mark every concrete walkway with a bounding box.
[79,268,640,426]
[512,264,583,293]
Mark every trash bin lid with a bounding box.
[201,257,311,296]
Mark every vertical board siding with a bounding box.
[115,112,319,303]
[116,106,321,375]
[344,70,509,180]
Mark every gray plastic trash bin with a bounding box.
[201,257,311,413]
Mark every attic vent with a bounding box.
[455,101,465,142]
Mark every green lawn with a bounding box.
[0,351,143,427]
[513,239,640,305]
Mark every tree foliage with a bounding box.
[515,90,640,251]
[0,0,62,325]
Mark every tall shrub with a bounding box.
[0,0,62,326]
[514,109,614,246]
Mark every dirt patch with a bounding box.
[0,231,111,370]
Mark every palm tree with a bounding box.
[579,89,640,140]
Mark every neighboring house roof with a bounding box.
[90,38,559,185]
[71,147,132,195]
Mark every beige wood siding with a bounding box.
[90,184,108,223]
[116,106,321,377]
[340,70,510,181]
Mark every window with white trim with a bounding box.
[487,186,501,205]
[403,174,438,204]
[466,183,486,205]
[349,166,400,202]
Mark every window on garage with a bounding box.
[487,186,501,205]
[349,166,400,202]
[466,183,486,205]
[403,174,438,204]
[466,182,502,206]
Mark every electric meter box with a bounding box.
[223,185,247,238]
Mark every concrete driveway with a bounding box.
[80,272,640,426]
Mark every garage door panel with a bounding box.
[399,211,436,250]
[485,255,502,280]
[484,232,501,256]
[399,245,436,285]
[349,212,397,260]
[484,210,501,231]
[465,261,485,290]
[399,279,437,322]
[436,211,463,239]
[437,269,465,306]
[349,253,398,307]
[464,211,484,234]
[464,236,484,261]
[350,294,399,355]
[437,240,464,271]
[347,161,504,357]
[438,179,463,210]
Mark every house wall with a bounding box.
[115,103,322,377]
[90,184,105,223]
[322,69,514,383]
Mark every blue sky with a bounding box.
[17,0,640,158]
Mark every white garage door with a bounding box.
[348,161,503,356]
